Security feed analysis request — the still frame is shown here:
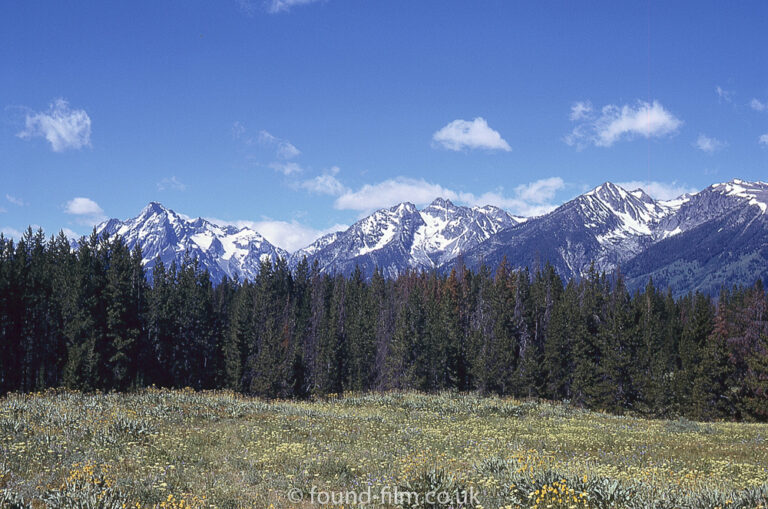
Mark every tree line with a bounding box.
[1,228,766,421]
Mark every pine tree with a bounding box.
[146,259,174,386]
[634,278,672,415]
[696,289,739,420]
[543,280,578,400]
[346,266,377,391]
[571,264,606,407]
[104,237,145,390]
[316,275,349,394]
[598,275,637,412]
[676,292,714,416]
[62,230,108,390]
[730,282,768,420]
[479,259,518,395]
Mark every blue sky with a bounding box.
[2,0,768,251]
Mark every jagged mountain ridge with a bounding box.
[455,178,768,294]
[94,178,768,294]
[96,202,289,282]
[454,181,683,278]
[623,180,768,295]
[290,198,523,278]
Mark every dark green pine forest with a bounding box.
[1,228,766,421]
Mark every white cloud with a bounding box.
[65,197,103,216]
[232,121,247,138]
[270,161,304,175]
[751,98,767,112]
[760,134,768,146]
[300,166,346,196]
[334,178,457,211]
[463,190,561,217]
[6,194,26,206]
[616,180,698,201]
[1,227,22,239]
[566,100,682,148]
[462,178,565,216]
[266,0,323,14]
[237,0,323,15]
[716,86,734,103]
[695,134,726,153]
[157,176,187,192]
[61,228,81,240]
[333,176,565,217]
[570,101,592,121]
[17,99,92,152]
[232,123,301,160]
[254,220,346,252]
[514,177,564,204]
[0,207,5,213]
[209,216,346,252]
[259,130,301,159]
[64,197,106,225]
[432,117,512,152]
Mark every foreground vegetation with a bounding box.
[1,390,767,508]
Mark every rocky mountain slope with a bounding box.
[94,179,768,294]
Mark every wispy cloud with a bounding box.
[157,176,187,192]
[570,101,592,121]
[716,86,734,103]
[760,134,768,146]
[695,134,726,153]
[233,122,305,175]
[299,166,346,195]
[616,180,698,201]
[17,99,91,152]
[565,100,682,148]
[232,123,300,159]
[750,98,767,112]
[258,130,301,159]
[333,176,565,217]
[6,194,26,206]
[232,121,247,139]
[236,0,324,14]
[64,197,106,226]
[432,117,511,152]
[270,162,304,175]
[266,0,324,14]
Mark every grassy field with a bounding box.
[1,389,767,508]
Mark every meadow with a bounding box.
[1,389,767,508]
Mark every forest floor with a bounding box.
[1,389,767,508]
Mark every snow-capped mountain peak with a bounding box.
[91,179,768,293]
[711,179,768,213]
[289,198,520,277]
[424,197,459,213]
[97,203,288,282]
[578,182,669,237]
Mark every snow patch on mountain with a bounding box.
[94,178,767,287]
[292,198,521,275]
[97,202,288,282]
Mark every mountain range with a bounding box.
[95,178,768,295]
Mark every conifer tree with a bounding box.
[543,280,579,400]
[676,292,714,416]
[346,266,377,391]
